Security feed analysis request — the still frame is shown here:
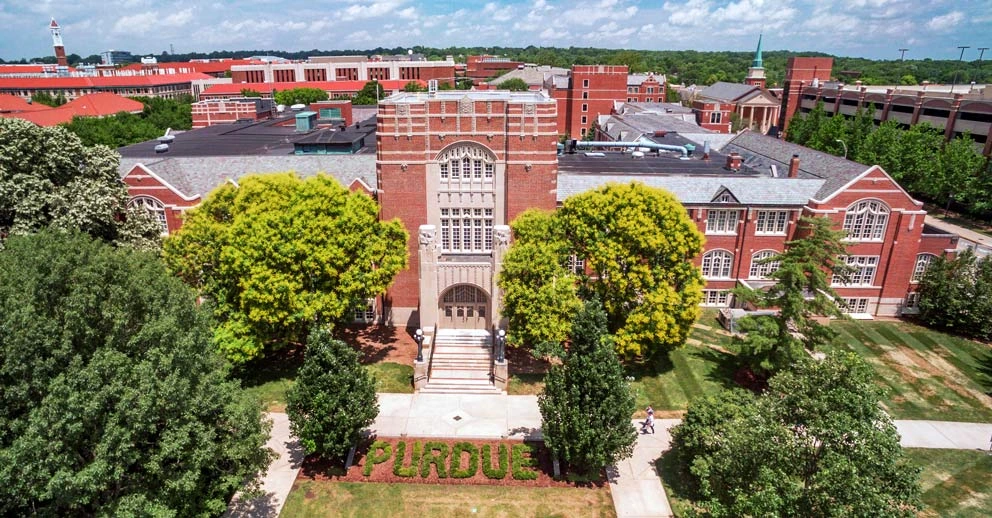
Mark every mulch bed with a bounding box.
[298,437,608,488]
[338,325,419,365]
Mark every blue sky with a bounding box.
[1,0,989,61]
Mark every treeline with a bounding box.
[63,95,193,148]
[786,103,991,218]
[7,47,990,88]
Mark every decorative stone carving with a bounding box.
[523,103,535,114]
[459,96,473,114]
[494,226,511,247]
[419,226,436,247]
[397,104,409,116]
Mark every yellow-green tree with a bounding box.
[500,182,704,358]
[163,173,408,362]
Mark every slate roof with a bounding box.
[602,111,707,139]
[118,155,377,199]
[557,174,824,205]
[721,131,870,200]
[627,73,667,86]
[698,82,760,103]
[489,66,569,87]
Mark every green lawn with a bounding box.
[823,320,992,422]
[281,480,616,518]
[240,360,413,412]
[909,448,992,517]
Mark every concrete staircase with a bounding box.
[420,329,502,394]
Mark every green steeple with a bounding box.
[751,34,764,69]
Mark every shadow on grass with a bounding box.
[690,345,745,392]
[234,344,305,390]
[655,446,699,517]
[973,349,992,396]
[623,351,676,380]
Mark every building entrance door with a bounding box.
[439,285,489,330]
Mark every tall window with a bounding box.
[436,144,495,184]
[701,250,734,278]
[841,297,870,314]
[754,210,789,234]
[748,250,781,279]
[833,256,879,286]
[128,196,168,235]
[440,208,493,253]
[843,200,889,241]
[912,253,936,283]
[706,210,739,234]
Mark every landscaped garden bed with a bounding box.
[298,437,608,488]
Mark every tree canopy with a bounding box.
[498,77,530,91]
[273,87,329,106]
[61,95,194,148]
[916,249,992,342]
[0,231,272,517]
[671,352,921,517]
[163,172,408,362]
[500,182,704,358]
[352,80,386,105]
[0,117,160,249]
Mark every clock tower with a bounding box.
[50,18,68,68]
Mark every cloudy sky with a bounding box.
[1,0,989,61]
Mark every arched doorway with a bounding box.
[439,285,489,330]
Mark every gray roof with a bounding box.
[620,102,693,115]
[627,73,667,86]
[118,155,377,199]
[383,91,554,103]
[551,75,570,89]
[557,174,824,205]
[489,65,569,87]
[722,131,869,199]
[698,82,760,103]
[602,111,706,139]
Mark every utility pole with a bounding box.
[898,48,908,61]
[951,46,970,93]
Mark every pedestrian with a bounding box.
[645,405,654,417]
[641,413,655,434]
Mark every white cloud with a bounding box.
[926,10,964,32]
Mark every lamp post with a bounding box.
[414,328,424,362]
[496,329,506,363]
[835,139,848,160]
[951,46,970,93]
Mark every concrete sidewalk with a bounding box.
[608,419,677,518]
[372,393,543,440]
[896,420,992,450]
[226,412,303,518]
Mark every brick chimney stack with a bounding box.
[725,152,742,171]
[788,154,800,178]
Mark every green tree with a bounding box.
[273,87,329,106]
[498,77,530,91]
[0,118,160,249]
[539,299,637,475]
[286,328,379,458]
[610,50,647,73]
[900,74,917,85]
[497,209,582,352]
[0,231,272,517]
[732,217,850,376]
[240,88,263,97]
[671,352,921,518]
[917,249,992,341]
[402,81,426,92]
[30,90,66,107]
[558,182,705,357]
[163,172,408,362]
[352,80,385,105]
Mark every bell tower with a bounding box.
[744,34,766,89]
[50,18,68,67]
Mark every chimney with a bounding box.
[725,152,742,171]
[788,154,800,178]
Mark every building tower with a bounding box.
[50,18,67,67]
[744,34,766,89]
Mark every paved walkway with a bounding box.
[228,396,992,518]
[925,215,992,255]
[225,413,303,518]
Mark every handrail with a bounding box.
[425,321,438,382]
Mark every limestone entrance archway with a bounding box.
[439,284,490,330]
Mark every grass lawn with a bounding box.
[909,448,992,517]
[281,480,616,518]
[823,320,992,422]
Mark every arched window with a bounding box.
[436,144,495,182]
[912,253,936,283]
[701,250,734,278]
[128,196,168,235]
[843,199,889,241]
[748,250,781,279]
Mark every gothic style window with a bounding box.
[843,200,889,241]
[440,208,494,253]
[833,256,879,286]
[701,250,734,279]
[748,250,781,279]
[436,144,495,184]
[912,253,936,283]
[128,196,168,235]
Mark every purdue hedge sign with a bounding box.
[361,439,539,480]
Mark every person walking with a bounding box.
[642,412,655,434]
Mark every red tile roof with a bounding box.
[0,65,51,75]
[1,109,73,126]
[201,79,423,96]
[0,94,53,112]
[62,93,145,116]
[0,72,213,89]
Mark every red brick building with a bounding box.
[191,98,275,128]
[625,73,666,103]
[548,65,629,138]
[465,55,524,82]
[230,57,455,86]
[198,80,421,101]
[0,73,213,102]
[779,57,834,133]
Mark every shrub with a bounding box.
[420,441,449,479]
[392,441,422,477]
[363,441,393,476]
[481,444,509,479]
[450,442,479,479]
[511,443,539,480]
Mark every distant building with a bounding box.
[547,65,630,138]
[625,73,666,103]
[465,55,524,82]
[690,38,781,135]
[191,97,276,128]
[0,92,144,126]
[778,56,834,132]
[49,19,68,68]
[230,56,456,86]
[101,50,135,66]
[198,79,422,102]
[0,72,213,101]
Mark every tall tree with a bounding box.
[539,299,637,475]
[163,172,408,362]
[498,77,530,91]
[732,216,850,376]
[917,249,992,341]
[0,118,160,249]
[671,352,922,518]
[286,328,379,458]
[402,81,426,92]
[352,80,386,105]
[273,87,329,106]
[0,231,272,517]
